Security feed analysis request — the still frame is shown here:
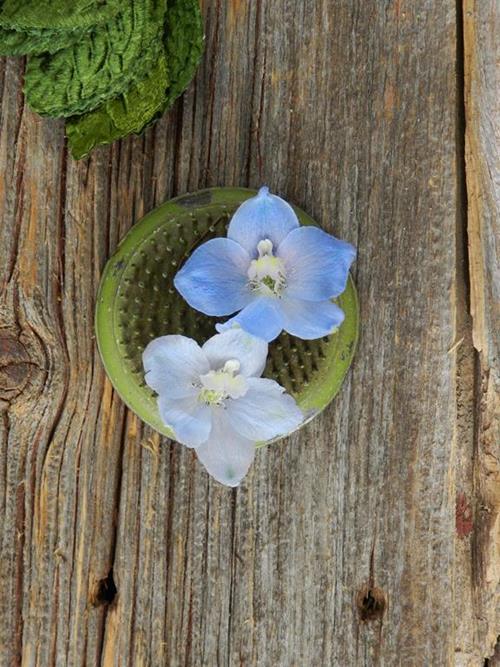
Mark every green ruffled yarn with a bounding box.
[0,0,120,30]
[66,0,204,158]
[0,26,91,57]
[24,0,165,117]
[0,0,204,157]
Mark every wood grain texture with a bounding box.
[0,0,497,665]
[463,0,500,662]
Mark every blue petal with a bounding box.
[278,226,356,300]
[216,297,284,342]
[279,297,345,339]
[174,238,252,316]
[226,377,303,441]
[143,335,209,399]
[195,413,255,487]
[227,186,300,257]
[158,395,212,448]
[202,328,268,378]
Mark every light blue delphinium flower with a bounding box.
[174,187,356,342]
[143,328,303,487]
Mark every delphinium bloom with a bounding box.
[174,187,356,342]
[143,328,303,486]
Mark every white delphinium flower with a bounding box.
[143,328,303,486]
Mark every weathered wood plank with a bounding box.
[0,0,496,665]
[463,0,500,661]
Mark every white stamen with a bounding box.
[198,358,248,405]
[247,238,287,297]
[257,238,274,257]
[223,359,241,375]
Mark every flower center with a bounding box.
[247,239,287,297]
[198,359,248,406]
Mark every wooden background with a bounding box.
[1,0,498,665]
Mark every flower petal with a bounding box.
[279,297,345,339]
[278,226,356,300]
[227,186,300,256]
[158,395,212,448]
[143,335,210,399]
[226,377,303,441]
[174,238,252,316]
[195,413,256,487]
[202,328,268,377]
[216,297,284,342]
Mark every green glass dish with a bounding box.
[95,187,359,443]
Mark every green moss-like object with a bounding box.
[0,0,204,156]
[0,0,120,31]
[162,0,204,105]
[66,0,204,158]
[0,27,88,56]
[24,0,165,117]
[65,53,170,159]
[0,4,123,57]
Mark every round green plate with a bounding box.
[95,187,359,444]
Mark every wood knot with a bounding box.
[0,335,33,401]
[90,569,117,607]
[356,585,386,622]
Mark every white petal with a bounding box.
[226,377,303,441]
[195,413,256,487]
[202,328,268,378]
[143,336,210,399]
[158,395,212,448]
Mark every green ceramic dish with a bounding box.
[95,187,359,443]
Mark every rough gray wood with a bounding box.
[0,0,497,665]
[463,0,500,662]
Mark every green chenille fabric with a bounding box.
[162,0,204,104]
[0,1,124,58]
[24,0,165,117]
[66,0,204,158]
[0,26,88,56]
[66,53,170,159]
[0,0,120,31]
